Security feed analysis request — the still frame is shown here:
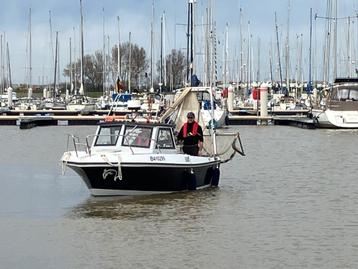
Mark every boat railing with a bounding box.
[66,134,91,157]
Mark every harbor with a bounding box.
[1,125,358,268]
[1,0,358,268]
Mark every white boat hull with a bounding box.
[312,109,358,128]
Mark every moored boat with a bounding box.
[311,78,358,128]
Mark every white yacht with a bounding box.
[311,78,358,128]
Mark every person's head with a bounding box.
[187,112,195,123]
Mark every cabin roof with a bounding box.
[99,121,175,128]
[334,78,358,84]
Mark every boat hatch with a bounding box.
[122,125,153,148]
[94,125,122,146]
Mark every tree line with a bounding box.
[63,42,187,93]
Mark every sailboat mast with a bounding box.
[224,22,229,88]
[308,8,313,93]
[117,16,120,78]
[160,12,163,88]
[269,40,273,83]
[275,12,284,93]
[150,0,154,90]
[6,42,12,88]
[190,0,194,81]
[163,11,167,88]
[29,8,32,89]
[239,7,243,83]
[128,32,132,93]
[49,10,54,83]
[257,37,260,82]
[79,0,84,95]
[73,27,77,93]
[186,1,190,83]
[53,31,58,93]
[102,7,106,96]
[69,37,72,93]
[285,0,290,94]
[333,0,337,79]
[0,34,3,93]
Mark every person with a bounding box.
[177,112,203,156]
[134,128,151,147]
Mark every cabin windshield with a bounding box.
[157,128,175,149]
[332,87,358,101]
[122,126,153,148]
[94,125,122,146]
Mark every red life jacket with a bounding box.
[183,121,199,138]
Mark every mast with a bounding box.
[269,40,273,83]
[6,42,12,88]
[190,0,194,81]
[308,8,313,94]
[128,32,132,93]
[102,7,106,96]
[117,16,121,80]
[163,11,167,88]
[150,0,154,90]
[79,0,84,95]
[208,0,217,157]
[49,10,54,83]
[107,35,110,94]
[0,34,3,93]
[285,0,290,94]
[275,12,284,93]
[239,7,243,83]
[257,37,260,83]
[29,8,32,90]
[347,17,351,77]
[53,31,58,93]
[246,20,250,97]
[333,0,337,79]
[160,12,163,90]
[69,37,73,93]
[224,22,229,88]
[73,27,77,94]
[186,1,190,83]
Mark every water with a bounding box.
[0,125,358,268]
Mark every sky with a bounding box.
[0,0,358,85]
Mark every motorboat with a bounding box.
[61,120,244,196]
[311,78,358,128]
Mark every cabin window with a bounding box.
[156,128,175,149]
[197,91,211,101]
[333,88,349,100]
[122,126,152,148]
[95,126,122,146]
[349,89,358,101]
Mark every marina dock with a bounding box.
[0,112,316,129]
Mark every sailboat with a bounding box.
[66,0,96,112]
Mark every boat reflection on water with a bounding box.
[68,188,221,220]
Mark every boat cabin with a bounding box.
[327,82,358,111]
[90,122,177,154]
